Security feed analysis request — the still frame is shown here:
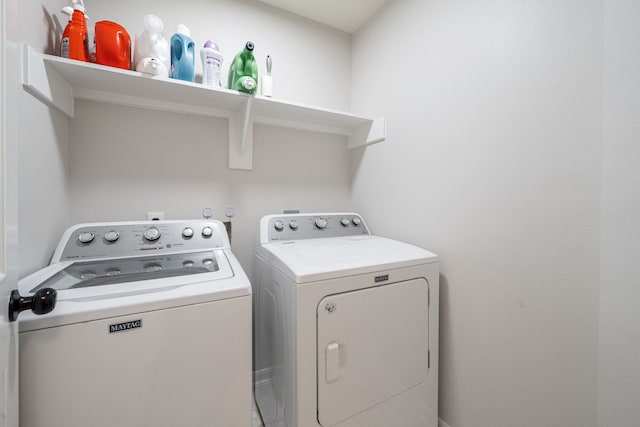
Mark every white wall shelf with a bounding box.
[21,44,385,170]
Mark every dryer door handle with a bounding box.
[326,341,341,383]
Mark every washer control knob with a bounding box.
[352,217,362,226]
[289,220,299,230]
[78,232,95,244]
[105,268,121,276]
[143,227,161,241]
[202,226,213,238]
[182,227,194,238]
[183,260,195,268]
[340,218,350,227]
[274,220,284,231]
[315,218,328,229]
[104,231,119,243]
[80,271,96,279]
[144,263,162,273]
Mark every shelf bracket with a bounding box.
[348,116,386,149]
[229,97,254,170]
[21,44,74,117]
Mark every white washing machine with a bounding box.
[16,220,252,427]
[253,213,439,427]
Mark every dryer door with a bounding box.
[317,278,429,426]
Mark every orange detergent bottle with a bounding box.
[95,21,131,70]
[60,0,89,62]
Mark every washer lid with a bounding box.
[258,235,438,283]
[17,249,251,332]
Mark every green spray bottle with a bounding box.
[228,41,258,94]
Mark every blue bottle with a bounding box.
[170,24,195,82]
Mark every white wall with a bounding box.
[17,0,70,277]
[68,100,351,273]
[351,1,601,426]
[598,1,640,425]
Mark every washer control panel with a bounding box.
[57,220,228,261]
[266,213,369,242]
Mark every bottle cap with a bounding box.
[204,40,220,50]
[245,41,254,51]
[144,14,164,33]
[72,0,85,12]
[71,0,88,18]
[176,24,191,37]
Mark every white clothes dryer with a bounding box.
[254,213,439,427]
[16,220,252,427]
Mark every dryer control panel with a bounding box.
[54,220,229,262]
[262,213,369,242]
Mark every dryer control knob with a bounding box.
[104,231,119,242]
[78,232,95,244]
[289,220,299,230]
[340,218,350,227]
[274,220,284,231]
[143,227,161,241]
[315,218,328,229]
[182,227,194,238]
[202,226,213,237]
[352,217,362,226]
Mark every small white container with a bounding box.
[261,75,273,97]
[261,55,273,97]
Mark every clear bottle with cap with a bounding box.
[134,14,170,77]
[200,40,223,87]
[170,24,195,82]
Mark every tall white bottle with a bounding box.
[200,40,223,87]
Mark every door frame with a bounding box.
[1,0,20,425]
